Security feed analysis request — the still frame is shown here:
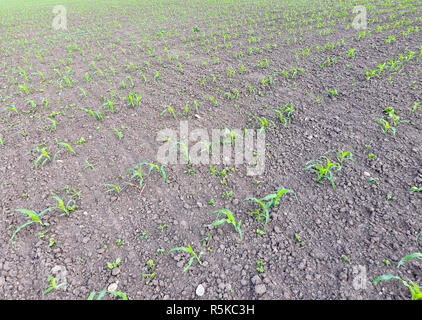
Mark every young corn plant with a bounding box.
[53,140,76,160]
[51,195,77,216]
[127,162,166,189]
[304,150,353,190]
[10,207,54,247]
[161,105,176,119]
[325,149,355,164]
[142,259,156,285]
[254,116,272,133]
[127,91,142,107]
[411,102,421,112]
[373,253,422,300]
[107,258,121,269]
[376,118,396,137]
[88,290,128,300]
[81,108,103,121]
[34,148,51,168]
[209,209,242,240]
[173,142,191,163]
[168,244,203,272]
[43,275,67,295]
[104,184,121,194]
[113,128,123,140]
[275,104,294,128]
[245,188,298,224]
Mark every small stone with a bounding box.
[0,276,5,286]
[363,172,371,177]
[196,284,205,297]
[255,284,266,295]
[274,226,281,233]
[108,283,118,292]
[111,267,121,276]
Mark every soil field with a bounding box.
[0,0,421,300]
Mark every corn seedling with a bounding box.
[158,224,167,232]
[82,108,103,121]
[107,258,121,269]
[48,238,55,247]
[383,107,401,126]
[34,148,51,168]
[142,259,156,285]
[11,208,54,247]
[83,159,96,171]
[139,230,148,240]
[127,91,142,107]
[377,112,394,130]
[113,128,123,140]
[295,233,305,247]
[275,104,294,127]
[173,142,191,163]
[346,48,355,58]
[127,162,166,188]
[327,88,338,96]
[254,116,272,133]
[51,195,77,216]
[104,184,121,193]
[411,102,421,112]
[53,140,76,160]
[209,209,242,240]
[373,253,422,300]
[161,105,176,119]
[168,244,203,272]
[304,155,343,190]
[245,188,297,224]
[324,149,354,164]
[43,275,67,295]
[88,290,128,300]
[256,259,264,275]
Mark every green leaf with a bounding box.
[398,253,422,268]
[96,290,107,300]
[108,290,128,300]
[10,220,34,246]
[372,274,402,283]
[88,291,96,300]
[15,209,42,223]
[168,246,190,254]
